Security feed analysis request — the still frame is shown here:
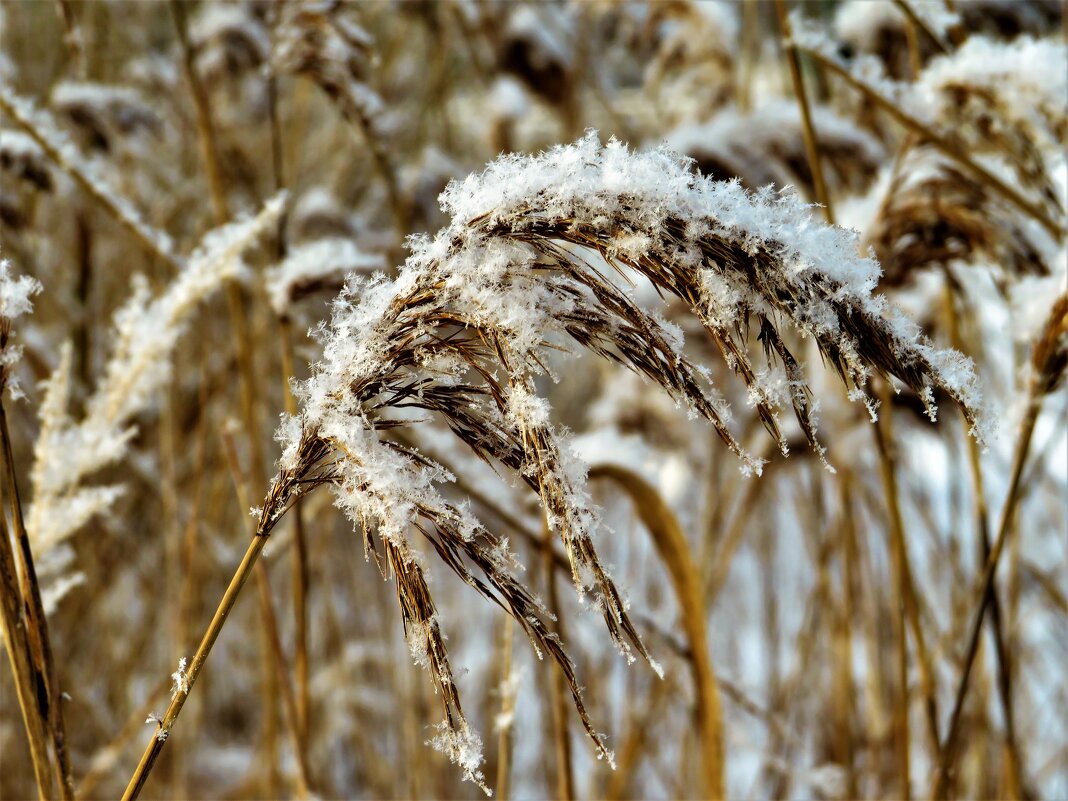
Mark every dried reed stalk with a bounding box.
[774,0,835,222]
[942,283,1026,798]
[219,428,313,798]
[872,379,940,795]
[0,398,73,799]
[278,317,311,746]
[934,292,1067,798]
[121,535,269,801]
[0,484,53,800]
[170,3,296,787]
[590,463,725,799]
[540,515,575,801]
[494,618,515,801]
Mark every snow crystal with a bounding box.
[0,258,41,322]
[428,719,490,795]
[0,259,43,399]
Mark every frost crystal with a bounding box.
[170,657,190,698]
[428,720,490,796]
[0,258,42,400]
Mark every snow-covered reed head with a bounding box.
[1031,292,1068,397]
[666,101,886,196]
[253,134,985,789]
[866,148,1055,289]
[27,195,285,589]
[274,3,381,129]
[50,81,161,154]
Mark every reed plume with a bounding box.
[239,134,985,788]
[26,195,284,608]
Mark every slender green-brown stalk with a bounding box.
[220,428,313,798]
[942,284,1026,798]
[494,618,515,801]
[933,384,1045,798]
[278,317,310,745]
[872,382,942,764]
[893,0,951,54]
[53,0,86,78]
[541,515,575,801]
[169,4,290,786]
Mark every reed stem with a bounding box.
[933,386,1043,798]
[121,533,268,801]
[0,478,53,800]
[1,401,74,799]
[591,464,725,799]
[942,283,1026,798]
[872,383,942,762]
[774,0,835,222]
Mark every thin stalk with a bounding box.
[0,489,53,800]
[872,382,942,780]
[903,11,923,79]
[541,516,574,801]
[893,0,951,54]
[736,0,758,112]
[933,386,1044,799]
[942,284,1026,798]
[278,318,310,745]
[221,429,312,798]
[168,0,264,484]
[775,0,835,222]
[836,473,861,799]
[874,410,910,794]
[800,47,1066,239]
[171,5,285,786]
[53,0,86,78]
[120,533,268,801]
[73,213,91,405]
[169,0,228,224]
[1,401,74,799]
[495,618,515,801]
